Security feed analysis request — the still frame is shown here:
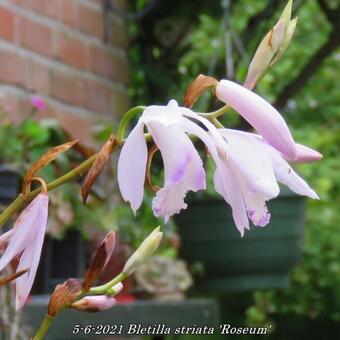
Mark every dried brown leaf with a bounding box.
[22,140,78,195]
[48,278,82,316]
[81,135,115,204]
[184,74,218,108]
[0,269,28,287]
[82,231,116,291]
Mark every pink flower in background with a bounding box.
[0,193,49,309]
[31,96,47,111]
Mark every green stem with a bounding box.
[198,104,230,118]
[116,106,146,141]
[89,272,127,294]
[0,149,111,228]
[32,314,54,340]
[211,117,224,128]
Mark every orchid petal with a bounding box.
[117,120,147,213]
[214,162,249,236]
[216,80,297,159]
[148,120,205,221]
[0,195,46,272]
[15,194,48,309]
[243,191,271,227]
[284,143,323,163]
[230,130,318,199]
[219,129,279,199]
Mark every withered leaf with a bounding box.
[81,135,115,204]
[48,278,82,316]
[82,231,115,291]
[22,140,78,196]
[0,269,28,287]
[184,74,218,108]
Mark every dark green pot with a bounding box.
[175,188,306,293]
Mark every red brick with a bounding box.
[0,94,34,123]
[52,109,95,146]
[30,0,59,19]
[0,6,14,41]
[109,18,129,48]
[89,46,112,78]
[9,0,31,5]
[89,45,128,83]
[60,0,77,28]
[84,78,111,114]
[50,70,86,106]
[18,17,54,57]
[27,60,49,94]
[0,50,27,87]
[57,33,88,69]
[78,5,104,38]
[111,88,129,116]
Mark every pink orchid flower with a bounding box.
[216,80,297,160]
[118,100,206,222]
[180,108,318,235]
[0,193,49,309]
[31,96,47,111]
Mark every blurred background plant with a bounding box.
[126,0,340,337]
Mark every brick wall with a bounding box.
[0,0,129,145]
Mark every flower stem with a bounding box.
[116,106,146,142]
[211,117,224,128]
[89,272,127,294]
[32,314,54,340]
[0,139,123,228]
[0,153,99,228]
[198,104,230,118]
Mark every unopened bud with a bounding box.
[270,17,298,66]
[71,295,116,313]
[244,20,285,89]
[244,0,296,89]
[279,0,293,25]
[123,227,163,276]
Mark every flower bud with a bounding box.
[244,20,285,89]
[71,295,116,313]
[270,17,298,66]
[123,227,163,276]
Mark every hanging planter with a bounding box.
[175,187,306,293]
